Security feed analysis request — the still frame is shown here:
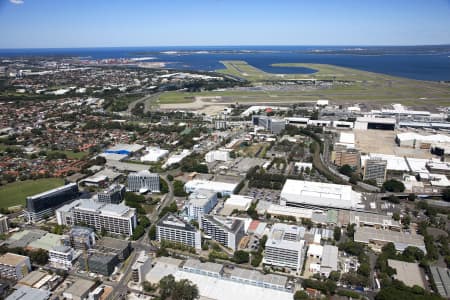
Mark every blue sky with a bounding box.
[0,0,449,48]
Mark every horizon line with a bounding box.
[1,43,450,50]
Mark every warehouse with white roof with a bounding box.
[280,179,363,210]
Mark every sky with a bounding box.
[0,0,450,48]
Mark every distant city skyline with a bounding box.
[0,0,450,48]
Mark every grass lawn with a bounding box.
[0,178,65,209]
[154,60,450,106]
[48,150,87,160]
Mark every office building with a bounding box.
[0,214,8,234]
[25,183,79,222]
[186,189,218,220]
[279,179,363,210]
[201,215,244,251]
[97,184,125,204]
[0,253,31,280]
[252,115,286,134]
[157,213,201,250]
[184,179,237,197]
[96,237,131,261]
[363,158,387,186]
[215,120,227,130]
[205,149,231,163]
[56,199,137,236]
[332,147,360,168]
[131,251,152,283]
[79,254,119,276]
[49,246,78,270]
[69,227,96,250]
[264,223,306,272]
[127,170,160,193]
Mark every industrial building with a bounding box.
[49,246,78,269]
[25,183,79,222]
[349,211,401,230]
[222,195,253,215]
[319,245,339,277]
[200,215,245,251]
[279,179,363,210]
[0,253,31,280]
[264,223,306,272]
[184,179,237,197]
[354,227,426,253]
[354,117,396,130]
[396,132,450,149]
[157,213,202,250]
[363,158,387,186]
[430,266,450,298]
[62,278,96,300]
[56,199,137,236]
[6,286,50,300]
[131,251,152,283]
[127,170,160,193]
[186,189,218,220]
[97,184,125,204]
[388,259,425,288]
[140,146,169,162]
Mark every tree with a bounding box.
[233,250,249,264]
[167,174,174,181]
[148,225,157,240]
[329,270,341,282]
[347,223,356,239]
[442,187,450,202]
[293,290,309,300]
[392,212,400,221]
[159,275,199,300]
[382,179,405,192]
[339,164,353,177]
[408,193,416,201]
[333,227,342,241]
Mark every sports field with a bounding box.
[153,60,450,107]
[0,178,65,209]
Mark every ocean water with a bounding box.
[1,45,450,81]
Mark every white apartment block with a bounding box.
[264,223,306,272]
[186,189,218,220]
[127,170,160,193]
[49,246,78,270]
[56,199,137,236]
[205,149,231,163]
[157,213,201,250]
[200,215,245,251]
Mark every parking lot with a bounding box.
[246,188,281,204]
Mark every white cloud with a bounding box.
[10,0,24,4]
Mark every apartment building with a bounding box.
[156,213,201,251]
[363,158,388,186]
[186,189,218,220]
[200,215,244,251]
[56,199,137,236]
[49,246,77,270]
[264,223,306,272]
